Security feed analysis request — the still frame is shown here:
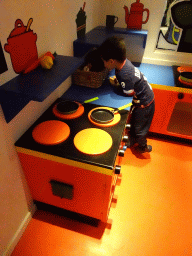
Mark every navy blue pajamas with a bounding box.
[115,59,155,149]
[129,101,155,148]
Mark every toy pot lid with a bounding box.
[8,19,27,38]
[131,0,144,10]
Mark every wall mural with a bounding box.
[156,0,192,53]
[4,18,38,74]
[4,18,55,74]
[76,2,87,39]
[123,0,150,30]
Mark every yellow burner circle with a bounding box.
[74,128,113,155]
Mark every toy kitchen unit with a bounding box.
[15,97,129,223]
[9,26,148,224]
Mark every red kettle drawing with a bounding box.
[124,0,150,30]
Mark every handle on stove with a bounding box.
[126,123,131,131]
[122,135,129,142]
[114,165,121,175]
[118,149,125,157]
[112,102,132,114]
[50,180,74,200]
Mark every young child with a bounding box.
[98,36,155,153]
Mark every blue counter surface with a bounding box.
[136,63,176,87]
[108,63,177,87]
[61,81,133,110]
[61,63,178,110]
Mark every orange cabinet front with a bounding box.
[18,151,116,222]
[150,86,192,140]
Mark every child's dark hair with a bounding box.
[98,36,126,62]
[84,47,105,71]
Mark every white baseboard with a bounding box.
[143,56,192,67]
[3,203,36,256]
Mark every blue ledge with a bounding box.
[0,55,84,122]
[73,26,148,57]
[0,55,84,102]
[94,26,148,48]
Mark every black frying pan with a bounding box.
[91,109,115,123]
[56,101,79,115]
[56,97,99,115]
[90,103,132,124]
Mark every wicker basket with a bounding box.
[72,68,108,88]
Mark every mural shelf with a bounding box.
[0,55,84,123]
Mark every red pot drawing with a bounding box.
[4,19,38,74]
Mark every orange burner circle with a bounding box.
[178,76,192,88]
[88,107,121,127]
[32,120,70,145]
[53,102,84,119]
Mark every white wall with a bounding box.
[0,1,102,255]
[1,0,192,255]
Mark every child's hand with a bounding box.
[109,76,120,87]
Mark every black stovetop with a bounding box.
[15,98,129,169]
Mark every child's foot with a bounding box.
[135,145,152,153]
